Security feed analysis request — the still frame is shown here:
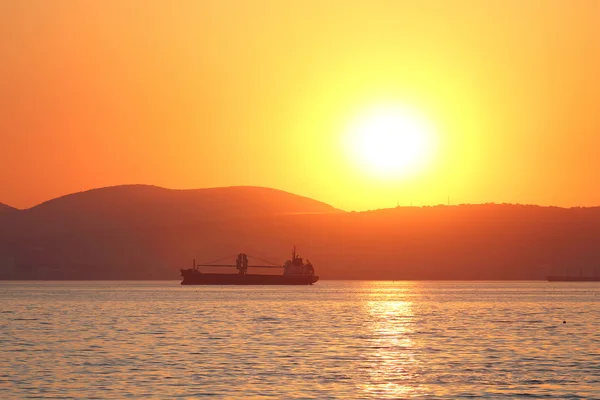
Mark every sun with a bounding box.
[345,105,437,179]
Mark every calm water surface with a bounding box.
[1,281,599,398]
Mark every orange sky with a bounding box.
[1,1,599,211]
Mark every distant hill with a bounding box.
[1,185,341,235]
[2,187,600,280]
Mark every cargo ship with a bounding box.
[181,247,319,285]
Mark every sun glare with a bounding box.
[346,106,437,179]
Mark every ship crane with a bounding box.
[194,253,282,275]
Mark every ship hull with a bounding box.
[547,276,600,282]
[181,271,319,285]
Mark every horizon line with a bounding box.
[2,183,600,212]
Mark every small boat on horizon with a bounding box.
[180,247,319,285]
[547,267,600,282]
[547,275,600,282]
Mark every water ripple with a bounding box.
[1,281,599,398]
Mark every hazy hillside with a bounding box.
[0,185,341,236]
[0,202,17,214]
[2,187,600,280]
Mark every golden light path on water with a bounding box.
[362,284,420,398]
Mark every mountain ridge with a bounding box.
[0,185,341,236]
[24,184,342,212]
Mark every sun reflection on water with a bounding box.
[359,281,425,398]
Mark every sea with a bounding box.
[1,281,599,399]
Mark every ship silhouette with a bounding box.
[181,247,319,285]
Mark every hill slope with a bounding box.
[4,185,341,235]
[0,202,17,214]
